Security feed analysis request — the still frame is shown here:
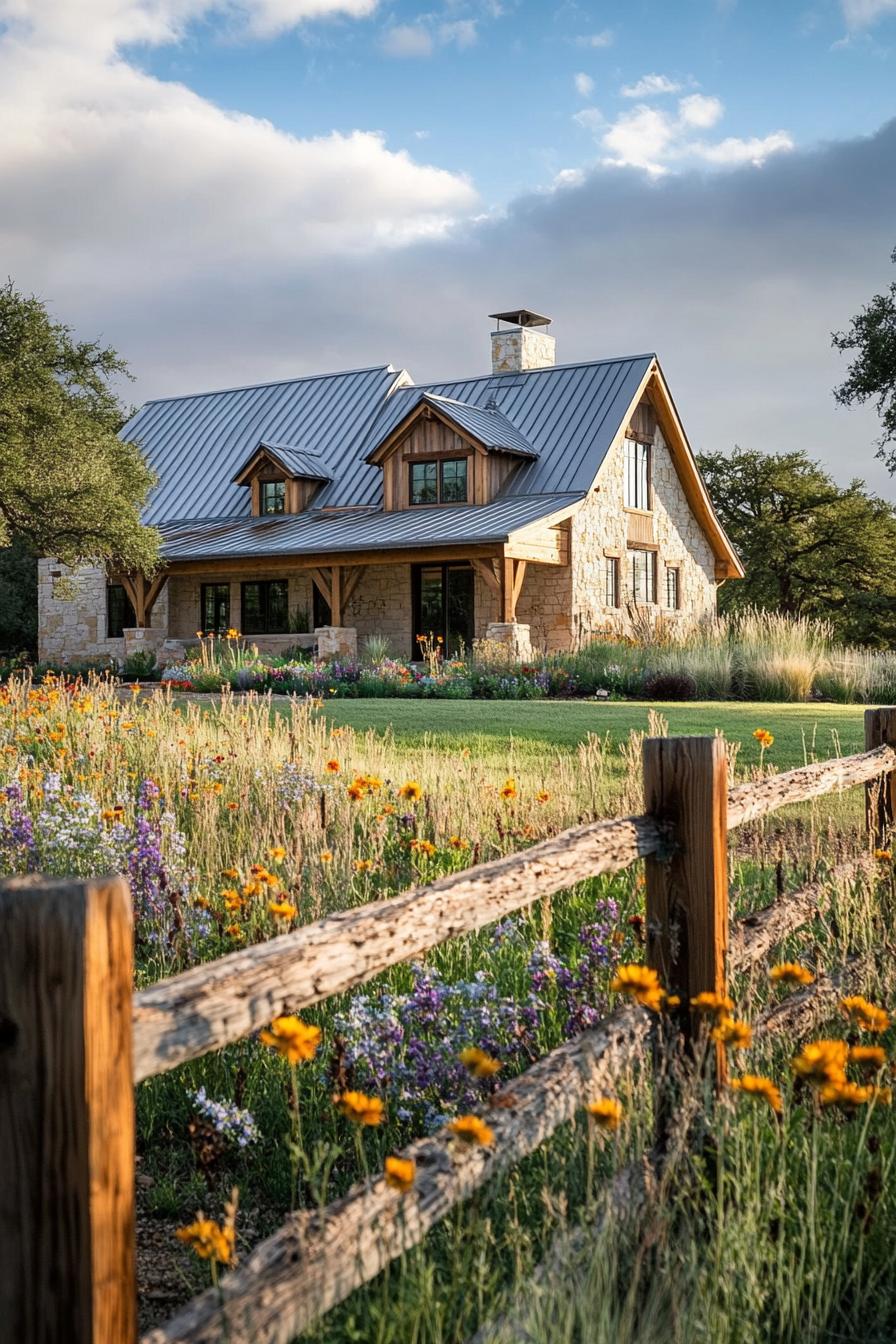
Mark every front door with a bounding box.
[411,563,474,659]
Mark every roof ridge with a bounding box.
[137,364,401,407]
[400,353,656,393]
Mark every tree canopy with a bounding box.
[0,282,159,570]
[833,246,896,471]
[697,446,896,647]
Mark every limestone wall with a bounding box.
[37,561,169,665]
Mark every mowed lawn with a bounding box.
[318,698,867,769]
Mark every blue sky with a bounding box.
[0,0,895,493]
[130,0,896,201]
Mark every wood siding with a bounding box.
[381,416,522,511]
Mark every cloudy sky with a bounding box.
[2,0,895,492]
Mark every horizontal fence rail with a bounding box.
[140,1007,651,1344]
[134,739,896,1084]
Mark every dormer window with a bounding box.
[260,480,286,515]
[409,457,468,506]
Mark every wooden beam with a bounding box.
[166,543,504,579]
[0,876,136,1344]
[511,558,527,610]
[308,568,332,611]
[643,735,730,1094]
[864,707,896,847]
[500,555,515,622]
[330,566,342,626]
[118,574,138,614]
[341,566,366,611]
[469,558,501,594]
[142,572,168,625]
[132,573,147,628]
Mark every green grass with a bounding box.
[317,699,866,770]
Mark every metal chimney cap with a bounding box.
[488,308,552,329]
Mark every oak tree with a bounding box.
[833,246,896,471]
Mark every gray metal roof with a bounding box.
[123,365,402,524]
[359,355,654,498]
[257,443,333,481]
[159,493,582,563]
[419,395,538,458]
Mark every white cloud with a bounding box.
[620,73,681,98]
[381,22,433,55]
[552,167,585,188]
[381,14,478,57]
[0,0,378,49]
[841,0,896,25]
[594,92,793,175]
[574,71,594,98]
[438,18,477,48]
[0,2,477,312]
[692,131,795,166]
[575,29,613,48]
[678,93,724,129]
[572,106,604,133]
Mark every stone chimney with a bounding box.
[489,308,555,375]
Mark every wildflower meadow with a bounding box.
[3,672,896,1344]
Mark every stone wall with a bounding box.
[37,561,169,664]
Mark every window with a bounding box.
[312,584,331,629]
[260,480,286,515]
[624,438,650,511]
[241,580,289,635]
[666,565,681,610]
[628,549,656,605]
[107,584,135,639]
[409,458,468,506]
[201,583,231,634]
[604,556,620,609]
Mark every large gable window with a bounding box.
[624,438,650,511]
[241,580,289,635]
[260,480,286,515]
[409,458,468,506]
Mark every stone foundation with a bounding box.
[484,622,533,661]
[315,626,357,660]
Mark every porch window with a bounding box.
[628,548,656,605]
[260,480,286,515]
[201,583,230,634]
[241,579,289,634]
[312,584,331,629]
[107,583,135,640]
[666,565,681,610]
[409,458,468,506]
[604,556,620,609]
[624,438,650,511]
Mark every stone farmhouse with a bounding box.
[38,310,743,665]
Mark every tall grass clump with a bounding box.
[730,610,831,702]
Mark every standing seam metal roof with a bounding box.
[159,493,583,562]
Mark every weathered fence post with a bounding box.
[864,707,896,848]
[643,735,730,1088]
[0,875,136,1344]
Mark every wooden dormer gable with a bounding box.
[365,395,537,512]
[232,442,332,516]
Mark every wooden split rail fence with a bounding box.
[2,708,896,1344]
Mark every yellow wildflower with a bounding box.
[730,1074,782,1115]
[849,1045,887,1075]
[535,790,551,804]
[353,858,375,872]
[398,780,423,802]
[320,849,334,863]
[690,991,734,1020]
[753,728,774,749]
[459,1046,502,1078]
[260,1016,321,1064]
[586,1097,623,1131]
[499,777,517,800]
[769,962,814,987]
[874,848,892,861]
[268,899,297,921]
[712,1018,753,1050]
[610,964,664,1013]
[840,996,891,1033]
[384,1155,416,1193]
[447,1114,495,1146]
[335,1090,385,1126]
[325,759,340,773]
[791,1039,848,1087]
[175,1216,234,1264]
[268,845,286,862]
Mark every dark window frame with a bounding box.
[240,579,290,635]
[666,565,681,611]
[200,583,231,634]
[604,555,620,609]
[627,548,656,605]
[106,583,136,640]
[408,456,469,506]
[260,479,286,515]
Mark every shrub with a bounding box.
[641,670,698,701]
[122,649,159,680]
